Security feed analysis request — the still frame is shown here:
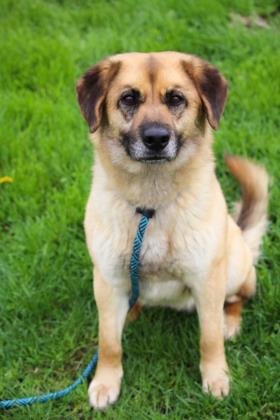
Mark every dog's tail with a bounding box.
[225,155,269,263]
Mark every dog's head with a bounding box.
[77,52,227,171]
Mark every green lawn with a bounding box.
[1,0,279,418]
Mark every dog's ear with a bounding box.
[76,59,120,133]
[182,58,228,130]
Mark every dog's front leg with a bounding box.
[193,260,229,399]
[88,267,129,409]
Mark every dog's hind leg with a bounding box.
[126,301,143,322]
[224,266,256,340]
[224,299,243,340]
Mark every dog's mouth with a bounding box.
[125,148,177,164]
[137,156,171,164]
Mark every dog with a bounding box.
[76,52,269,409]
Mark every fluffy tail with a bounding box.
[225,155,269,263]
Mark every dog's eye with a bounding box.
[119,90,140,107]
[165,91,186,107]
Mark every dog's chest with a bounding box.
[91,210,217,307]
[121,218,214,306]
[136,229,190,306]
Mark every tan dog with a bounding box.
[76,52,268,409]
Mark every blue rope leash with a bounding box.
[129,212,151,308]
[0,211,152,409]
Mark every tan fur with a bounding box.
[76,52,269,409]
[224,301,243,340]
[225,155,269,262]
[126,301,143,322]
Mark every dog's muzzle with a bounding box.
[121,122,180,163]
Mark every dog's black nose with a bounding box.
[142,124,170,152]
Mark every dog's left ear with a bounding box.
[182,58,228,130]
[76,59,120,133]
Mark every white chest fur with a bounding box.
[87,193,222,310]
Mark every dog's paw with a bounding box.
[88,369,122,410]
[201,364,230,399]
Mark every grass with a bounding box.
[0,0,279,418]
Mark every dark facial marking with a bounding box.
[118,89,141,121]
[165,89,187,107]
[120,121,183,163]
[164,89,187,118]
[120,131,136,157]
[148,55,158,87]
